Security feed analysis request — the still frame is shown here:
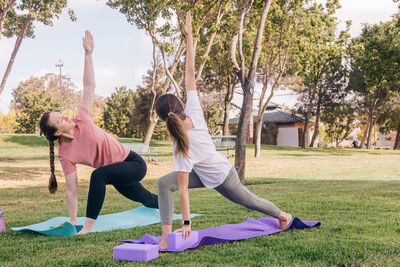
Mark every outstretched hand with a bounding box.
[181,11,193,37]
[174,225,191,239]
[82,30,94,55]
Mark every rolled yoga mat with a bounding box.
[120,217,321,253]
[11,206,202,237]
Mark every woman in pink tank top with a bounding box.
[39,31,158,234]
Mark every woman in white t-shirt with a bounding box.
[155,11,292,250]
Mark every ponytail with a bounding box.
[166,113,189,158]
[48,139,57,194]
[39,112,59,194]
[155,94,190,158]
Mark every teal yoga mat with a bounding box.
[11,206,201,237]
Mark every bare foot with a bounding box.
[77,218,95,235]
[77,227,91,235]
[278,211,292,229]
[158,240,168,251]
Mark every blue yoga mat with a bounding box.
[11,206,201,237]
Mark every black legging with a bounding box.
[86,151,158,219]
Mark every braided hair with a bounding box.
[39,112,59,194]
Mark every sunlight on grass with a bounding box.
[1,134,398,189]
[1,134,399,266]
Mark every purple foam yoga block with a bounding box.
[113,243,159,262]
[167,231,199,251]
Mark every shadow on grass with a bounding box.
[245,180,276,185]
[2,135,49,147]
[256,144,395,157]
[116,137,171,148]
[0,155,50,162]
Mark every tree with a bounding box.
[348,17,400,148]
[230,0,274,183]
[15,90,59,133]
[0,0,76,95]
[102,86,137,138]
[0,109,17,133]
[11,73,105,121]
[377,94,400,150]
[254,0,305,157]
[132,65,166,139]
[199,2,243,136]
[321,100,356,147]
[12,73,75,111]
[107,0,230,143]
[0,0,17,38]
[294,0,344,149]
[202,52,239,135]
[107,0,182,143]
[203,104,223,136]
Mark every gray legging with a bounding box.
[157,167,281,225]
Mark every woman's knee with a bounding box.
[157,172,177,192]
[90,168,105,184]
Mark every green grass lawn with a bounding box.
[0,134,400,266]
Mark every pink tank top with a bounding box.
[58,106,130,176]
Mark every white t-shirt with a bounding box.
[173,90,232,188]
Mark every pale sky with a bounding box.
[0,0,398,114]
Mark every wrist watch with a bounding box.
[182,220,191,226]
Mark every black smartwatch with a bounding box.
[182,220,191,226]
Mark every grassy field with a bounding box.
[0,134,399,266]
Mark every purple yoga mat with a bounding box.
[121,217,321,252]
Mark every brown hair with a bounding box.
[155,94,189,158]
[39,112,59,194]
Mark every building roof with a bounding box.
[228,107,314,125]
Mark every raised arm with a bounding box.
[182,11,196,92]
[64,171,78,225]
[81,30,96,113]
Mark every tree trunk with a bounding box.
[247,109,254,144]
[301,86,316,149]
[0,17,31,95]
[302,117,309,149]
[309,90,322,147]
[233,0,273,184]
[310,105,320,147]
[301,100,313,149]
[141,35,185,144]
[366,97,388,149]
[142,39,159,145]
[195,5,225,82]
[394,121,400,150]
[366,117,375,149]
[255,76,279,156]
[222,80,237,135]
[360,113,371,148]
[143,113,158,145]
[223,103,230,135]
[150,33,185,94]
[254,117,263,157]
[235,84,254,185]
